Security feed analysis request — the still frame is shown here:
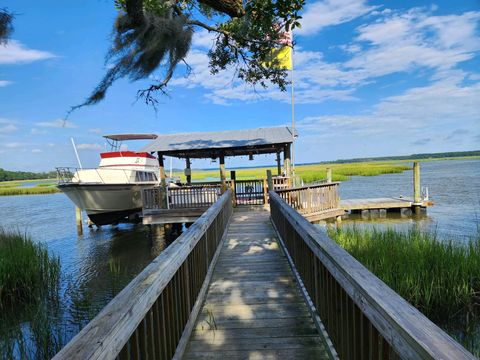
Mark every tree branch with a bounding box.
[196,0,245,18]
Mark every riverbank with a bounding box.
[0,180,58,196]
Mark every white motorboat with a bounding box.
[57,134,172,225]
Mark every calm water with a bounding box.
[336,159,480,240]
[0,193,174,358]
[0,159,478,357]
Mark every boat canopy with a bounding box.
[103,134,158,141]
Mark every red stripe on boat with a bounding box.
[100,151,156,159]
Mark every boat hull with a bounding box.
[58,183,154,225]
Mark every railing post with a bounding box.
[266,170,273,191]
[326,168,332,183]
[263,178,268,204]
[230,170,237,207]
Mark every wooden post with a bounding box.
[157,152,166,185]
[157,152,167,208]
[263,178,268,204]
[413,162,421,204]
[276,151,282,175]
[326,168,332,183]
[76,207,83,235]
[413,161,422,214]
[230,170,236,206]
[219,154,226,194]
[266,170,273,192]
[284,144,292,181]
[185,157,191,185]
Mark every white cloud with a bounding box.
[297,0,375,36]
[0,40,57,64]
[0,80,12,87]
[172,7,480,107]
[192,30,217,49]
[0,124,18,134]
[298,74,480,139]
[36,119,78,128]
[345,9,480,78]
[444,129,469,141]
[4,142,23,148]
[32,149,42,153]
[89,128,102,134]
[30,128,48,135]
[77,143,102,151]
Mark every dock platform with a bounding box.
[340,197,431,212]
[184,207,330,359]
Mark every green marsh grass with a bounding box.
[0,185,59,196]
[0,228,60,307]
[173,161,411,183]
[329,226,480,355]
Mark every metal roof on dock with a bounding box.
[141,127,297,158]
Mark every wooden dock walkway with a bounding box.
[341,197,414,211]
[183,206,330,359]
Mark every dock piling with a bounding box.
[413,161,422,214]
[326,168,332,183]
[75,207,83,235]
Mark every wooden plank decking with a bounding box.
[183,207,330,359]
[340,197,424,211]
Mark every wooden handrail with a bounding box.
[275,182,340,215]
[269,191,474,359]
[54,190,233,360]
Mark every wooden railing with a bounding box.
[272,176,290,190]
[142,186,163,210]
[234,179,266,205]
[54,190,233,360]
[269,191,475,359]
[276,182,339,215]
[142,185,223,211]
[168,185,221,209]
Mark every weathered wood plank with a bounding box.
[183,207,330,359]
[184,347,330,360]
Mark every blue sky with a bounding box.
[0,0,479,171]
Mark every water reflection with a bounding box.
[0,191,181,358]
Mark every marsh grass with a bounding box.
[329,226,480,355]
[0,229,60,307]
[0,229,63,358]
[173,161,410,183]
[0,185,59,196]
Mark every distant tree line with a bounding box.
[0,168,56,182]
[328,150,480,164]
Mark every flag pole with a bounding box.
[290,45,295,179]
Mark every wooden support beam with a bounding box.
[276,151,282,175]
[284,143,292,180]
[157,152,166,186]
[263,178,268,204]
[185,157,192,185]
[219,154,226,193]
[230,170,237,206]
[266,170,273,192]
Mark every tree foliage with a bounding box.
[76,0,305,109]
[0,8,14,44]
